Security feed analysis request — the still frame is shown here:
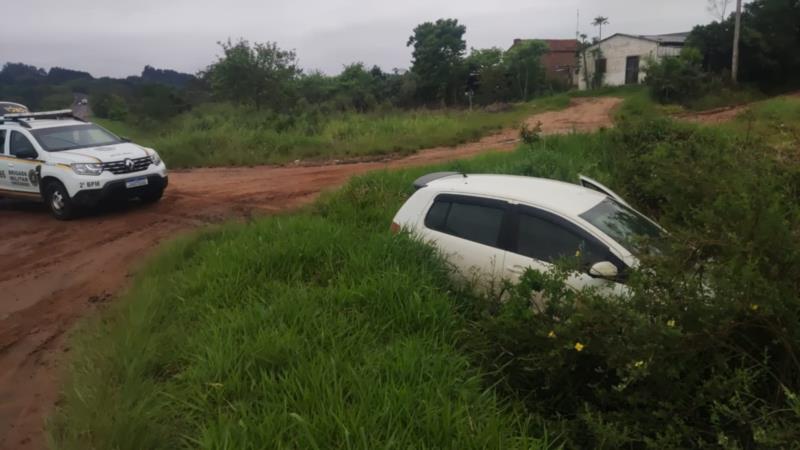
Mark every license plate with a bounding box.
[125,177,149,189]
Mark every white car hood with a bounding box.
[50,143,153,164]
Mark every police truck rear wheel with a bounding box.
[45,181,76,220]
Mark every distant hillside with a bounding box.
[0,62,195,91]
[0,62,199,119]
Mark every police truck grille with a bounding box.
[102,157,151,174]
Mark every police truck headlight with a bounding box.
[150,151,162,166]
[71,163,103,176]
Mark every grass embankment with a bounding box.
[49,129,607,449]
[52,95,800,448]
[49,215,546,449]
[97,95,570,168]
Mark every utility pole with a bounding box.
[731,0,742,84]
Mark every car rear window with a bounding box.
[424,197,506,248]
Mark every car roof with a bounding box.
[426,174,607,217]
[2,118,88,130]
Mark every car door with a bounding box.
[0,129,10,191]
[503,204,629,296]
[5,130,42,194]
[419,194,511,291]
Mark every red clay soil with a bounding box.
[0,96,621,450]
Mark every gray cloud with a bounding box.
[1,0,711,77]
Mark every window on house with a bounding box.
[595,58,607,74]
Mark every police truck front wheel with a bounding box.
[139,187,164,204]
[44,181,76,220]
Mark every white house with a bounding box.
[578,32,689,90]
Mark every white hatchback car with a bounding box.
[391,172,664,295]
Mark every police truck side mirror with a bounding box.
[15,148,38,160]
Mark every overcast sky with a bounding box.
[0,0,714,78]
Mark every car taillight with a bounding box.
[390,222,400,234]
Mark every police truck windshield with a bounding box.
[31,124,122,152]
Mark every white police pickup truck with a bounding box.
[0,105,167,220]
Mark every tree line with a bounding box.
[646,0,799,105]
[204,18,557,114]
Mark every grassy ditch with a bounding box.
[52,95,800,448]
[97,95,570,169]
[49,217,546,449]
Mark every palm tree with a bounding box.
[592,16,610,41]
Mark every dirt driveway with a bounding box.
[0,96,621,450]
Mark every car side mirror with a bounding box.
[15,148,38,159]
[589,261,619,280]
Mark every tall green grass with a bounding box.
[49,217,547,449]
[49,131,605,449]
[717,95,800,149]
[98,95,570,168]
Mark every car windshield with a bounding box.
[579,198,664,256]
[31,124,122,152]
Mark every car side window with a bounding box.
[0,130,6,155]
[9,131,36,157]
[515,212,605,266]
[425,196,507,248]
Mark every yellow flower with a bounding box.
[634,360,645,368]
[547,330,557,339]
[574,342,585,352]
[667,319,676,328]
[750,304,759,312]
[575,250,581,258]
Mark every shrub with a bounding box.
[463,117,800,448]
[644,48,708,105]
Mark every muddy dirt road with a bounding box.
[0,97,621,450]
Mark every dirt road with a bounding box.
[0,96,621,450]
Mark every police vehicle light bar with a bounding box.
[0,109,84,127]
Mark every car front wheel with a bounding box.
[44,180,76,220]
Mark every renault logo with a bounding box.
[124,158,134,171]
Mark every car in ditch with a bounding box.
[391,172,665,295]
[0,107,167,219]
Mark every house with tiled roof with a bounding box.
[511,38,579,86]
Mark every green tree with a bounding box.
[688,0,800,89]
[465,47,511,105]
[504,40,548,101]
[334,63,378,112]
[205,39,300,110]
[407,18,467,106]
[92,92,129,120]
